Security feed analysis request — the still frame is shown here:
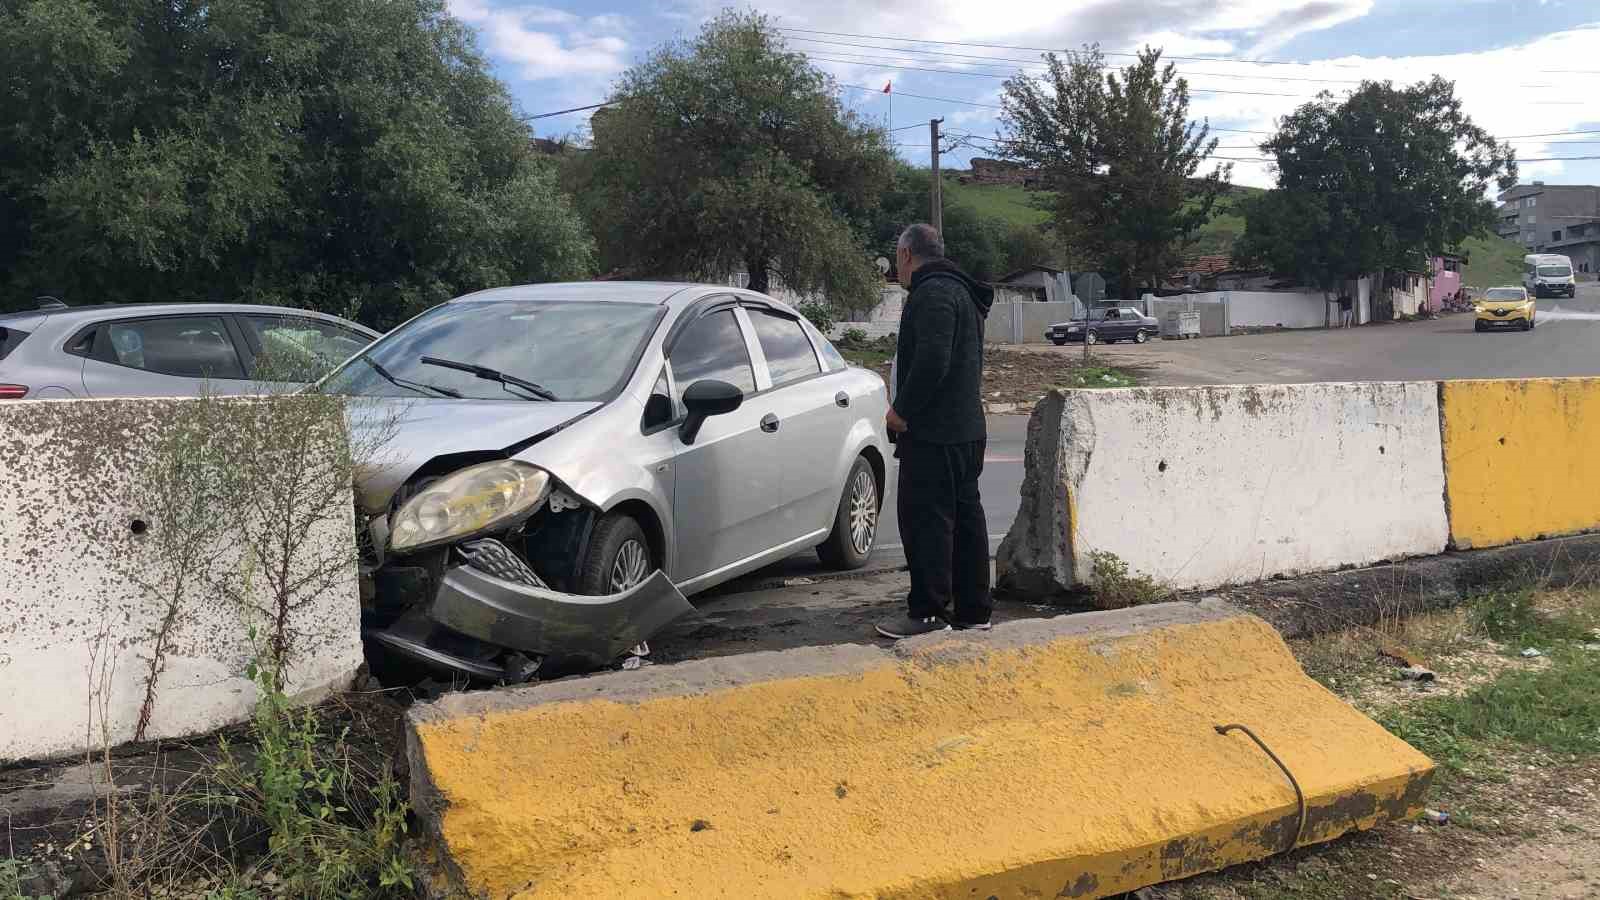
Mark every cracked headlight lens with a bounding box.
[390,460,550,552]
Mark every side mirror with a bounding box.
[680,379,743,445]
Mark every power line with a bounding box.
[940,130,1600,164]
[842,83,1003,109]
[809,54,1317,97]
[786,36,1370,84]
[778,25,1367,70]
[778,25,1600,76]
[521,101,612,120]
[800,36,1587,93]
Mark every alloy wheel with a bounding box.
[610,539,650,591]
[848,469,878,556]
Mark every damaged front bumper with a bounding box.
[365,556,693,680]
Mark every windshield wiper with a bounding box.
[420,356,558,401]
[358,354,462,399]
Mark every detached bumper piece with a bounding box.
[429,565,693,671]
[366,542,694,679]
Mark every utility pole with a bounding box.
[929,118,944,237]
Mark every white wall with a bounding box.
[998,382,1449,592]
[0,399,362,762]
[828,285,904,339]
[1220,290,1330,329]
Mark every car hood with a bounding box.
[348,397,601,512]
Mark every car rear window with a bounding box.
[0,326,29,362]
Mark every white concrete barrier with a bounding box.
[0,398,361,762]
[997,382,1449,595]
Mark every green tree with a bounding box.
[572,11,892,311]
[999,46,1231,299]
[868,163,1011,281]
[1238,77,1515,320]
[999,222,1067,276]
[0,0,594,325]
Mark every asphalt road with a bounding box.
[1095,280,1600,386]
[721,280,1600,594]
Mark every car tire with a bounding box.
[576,512,653,595]
[817,456,879,570]
[1135,330,1149,344]
[1050,337,1068,346]
[1085,331,1099,346]
[1475,320,1486,332]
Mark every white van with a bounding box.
[1523,254,1576,299]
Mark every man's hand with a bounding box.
[886,407,908,434]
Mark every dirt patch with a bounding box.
[842,343,1151,407]
[1149,588,1600,900]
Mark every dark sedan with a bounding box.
[1045,307,1159,346]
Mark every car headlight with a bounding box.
[389,460,551,552]
[1067,326,1080,332]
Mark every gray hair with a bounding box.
[897,223,944,260]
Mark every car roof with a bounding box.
[448,281,797,313]
[0,302,378,335]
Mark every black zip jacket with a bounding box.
[892,259,994,444]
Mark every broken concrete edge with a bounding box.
[995,390,1073,596]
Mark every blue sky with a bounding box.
[449,0,1600,190]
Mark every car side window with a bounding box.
[669,309,756,405]
[102,317,245,379]
[643,367,676,430]
[747,309,821,387]
[242,315,370,381]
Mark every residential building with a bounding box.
[1495,182,1600,254]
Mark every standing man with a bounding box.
[877,224,995,639]
[1338,292,1354,328]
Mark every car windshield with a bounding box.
[1538,265,1572,277]
[322,300,661,401]
[1484,288,1524,301]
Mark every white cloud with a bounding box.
[448,0,630,81]
[1184,24,1600,188]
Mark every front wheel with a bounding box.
[1135,330,1149,344]
[818,456,879,570]
[576,513,652,595]
[1085,331,1099,346]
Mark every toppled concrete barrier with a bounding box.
[407,601,1432,898]
[997,383,1449,596]
[1440,378,1600,549]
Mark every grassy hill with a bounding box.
[1458,234,1526,290]
[938,172,1255,259]
[939,178,1047,225]
[940,169,1527,282]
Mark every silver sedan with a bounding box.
[330,282,890,680]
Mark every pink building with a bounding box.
[1430,255,1463,309]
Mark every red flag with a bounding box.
[882,81,891,93]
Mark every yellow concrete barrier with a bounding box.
[1441,378,1600,549]
[407,601,1432,899]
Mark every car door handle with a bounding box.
[834,391,850,408]
[760,413,780,433]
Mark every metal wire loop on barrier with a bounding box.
[1215,723,1307,853]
